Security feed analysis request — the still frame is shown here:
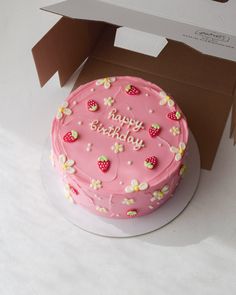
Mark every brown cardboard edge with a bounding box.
[230,94,236,144]
[32,17,106,87]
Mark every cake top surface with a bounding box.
[52,76,188,194]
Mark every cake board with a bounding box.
[41,131,200,238]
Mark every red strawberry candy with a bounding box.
[167,111,182,121]
[63,130,79,143]
[127,209,138,217]
[125,84,140,95]
[87,99,99,112]
[69,185,78,195]
[97,155,110,172]
[149,124,161,138]
[144,156,158,169]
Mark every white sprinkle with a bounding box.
[116,214,120,217]
[158,143,162,147]
[77,121,83,125]
[90,88,95,92]
[149,205,154,209]
[87,143,92,147]
[149,109,154,114]
[119,181,124,185]
[145,93,149,96]
[86,147,91,152]
[127,160,133,165]
[127,106,132,111]
[73,101,77,105]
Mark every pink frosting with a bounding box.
[51,76,189,219]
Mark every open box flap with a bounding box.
[32,17,105,87]
[43,0,236,34]
[42,0,236,62]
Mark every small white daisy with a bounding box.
[125,179,148,193]
[90,179,102,190]
[56,101,72,120]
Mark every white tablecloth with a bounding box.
[0,1,236,294]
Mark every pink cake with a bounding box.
[51,76,188,219]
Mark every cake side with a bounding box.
[51,76,188,218]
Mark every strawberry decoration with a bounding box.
[87,99,99,112]
[127,209,138,217]
[149,124,161,138]
[144,156,158,169]
[97,155,110,172]
[167,111,182,121]
[125,84,140,95]
[63,130,79,143]
[70,185,78,195]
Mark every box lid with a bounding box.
[42,0,236,61]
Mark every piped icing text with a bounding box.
[89,120,145,151]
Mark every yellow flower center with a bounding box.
[59,107,64,113]
[157,192,164,200]
[62,163,67,170]
[166,95,170,101]
[133,185,140,192]
[179,148,184,155]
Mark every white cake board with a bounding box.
[41,132,200,238]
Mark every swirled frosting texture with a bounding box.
[51,76,188,218]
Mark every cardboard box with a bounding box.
[32,0,236,170]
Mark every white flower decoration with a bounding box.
[56,101,72,120]
[170,142,186,161]
[104,96,114,106]
[125,179,149,193]
[151,185,169,202]
[170,126,180,136]
[111,142,124,154]
[59,154,76,174]
[90,179,103,190]
[159,91,175,107]
[122,198,135,205]
[64,184,74,203]
[96,206,107,213]
[179,164,187,176]
[96,77,116,89]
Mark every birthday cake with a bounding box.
[51,76,188,219]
